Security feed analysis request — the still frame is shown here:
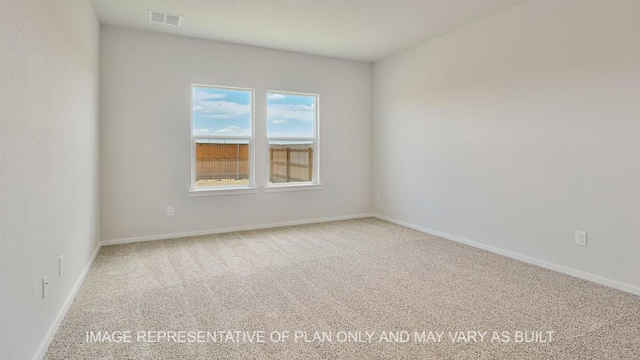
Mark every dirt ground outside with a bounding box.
[195,179,249,187]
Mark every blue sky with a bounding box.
[192,86,315,137]
[192,86,251,136]
[266,92,315,138]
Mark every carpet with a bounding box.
[45,218,640,359]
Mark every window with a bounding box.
[267,91,319,186]
[191,85,254,191]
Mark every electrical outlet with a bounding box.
[59,255,64,276]
[575,231,587,247]
[166,205,174,216]
[42,276,48,299]
[376,193,381,201]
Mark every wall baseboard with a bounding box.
[32,244,101,360]
[374,214,640,297]
[36,212,637,360]
[101,213,376,246]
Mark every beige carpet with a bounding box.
[45,218,640,359]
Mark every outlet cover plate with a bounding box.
[575,231,587,247]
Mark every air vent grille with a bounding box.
[165,14,181,26]
[148,10,182,27]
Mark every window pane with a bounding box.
[195,139,249,187]
[267,93,315,138]
[269,141,314,183]
[193,86,251,136]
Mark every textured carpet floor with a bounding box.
[45,218,640,359]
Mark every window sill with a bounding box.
[264,183,323,193]
[188,187,258,197]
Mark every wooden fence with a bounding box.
[196,143,249,180]
[269,144,313,183]
[195,143,313,183]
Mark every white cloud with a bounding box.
[194,125,249,136]
[267,104,313,122]
[194,128,212,135]
[271,119,287,124]
[214,125,250,136]
[267,93,286,100]
[194,100,250,119]
[193,90,249,119]
[193,92,226,103]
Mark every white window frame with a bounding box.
[265,90,321,192]
[188,84,257,197]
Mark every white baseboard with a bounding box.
[32,244,101,360]
[101,213,376,246]
[29,213,638,360]
[374,214,640,297]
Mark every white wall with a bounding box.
[0,0,100,358]
[374,0,640,292]
[100,26,373,242]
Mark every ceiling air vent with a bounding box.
[148,10,182,27]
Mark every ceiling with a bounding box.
[91,0,527,62]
